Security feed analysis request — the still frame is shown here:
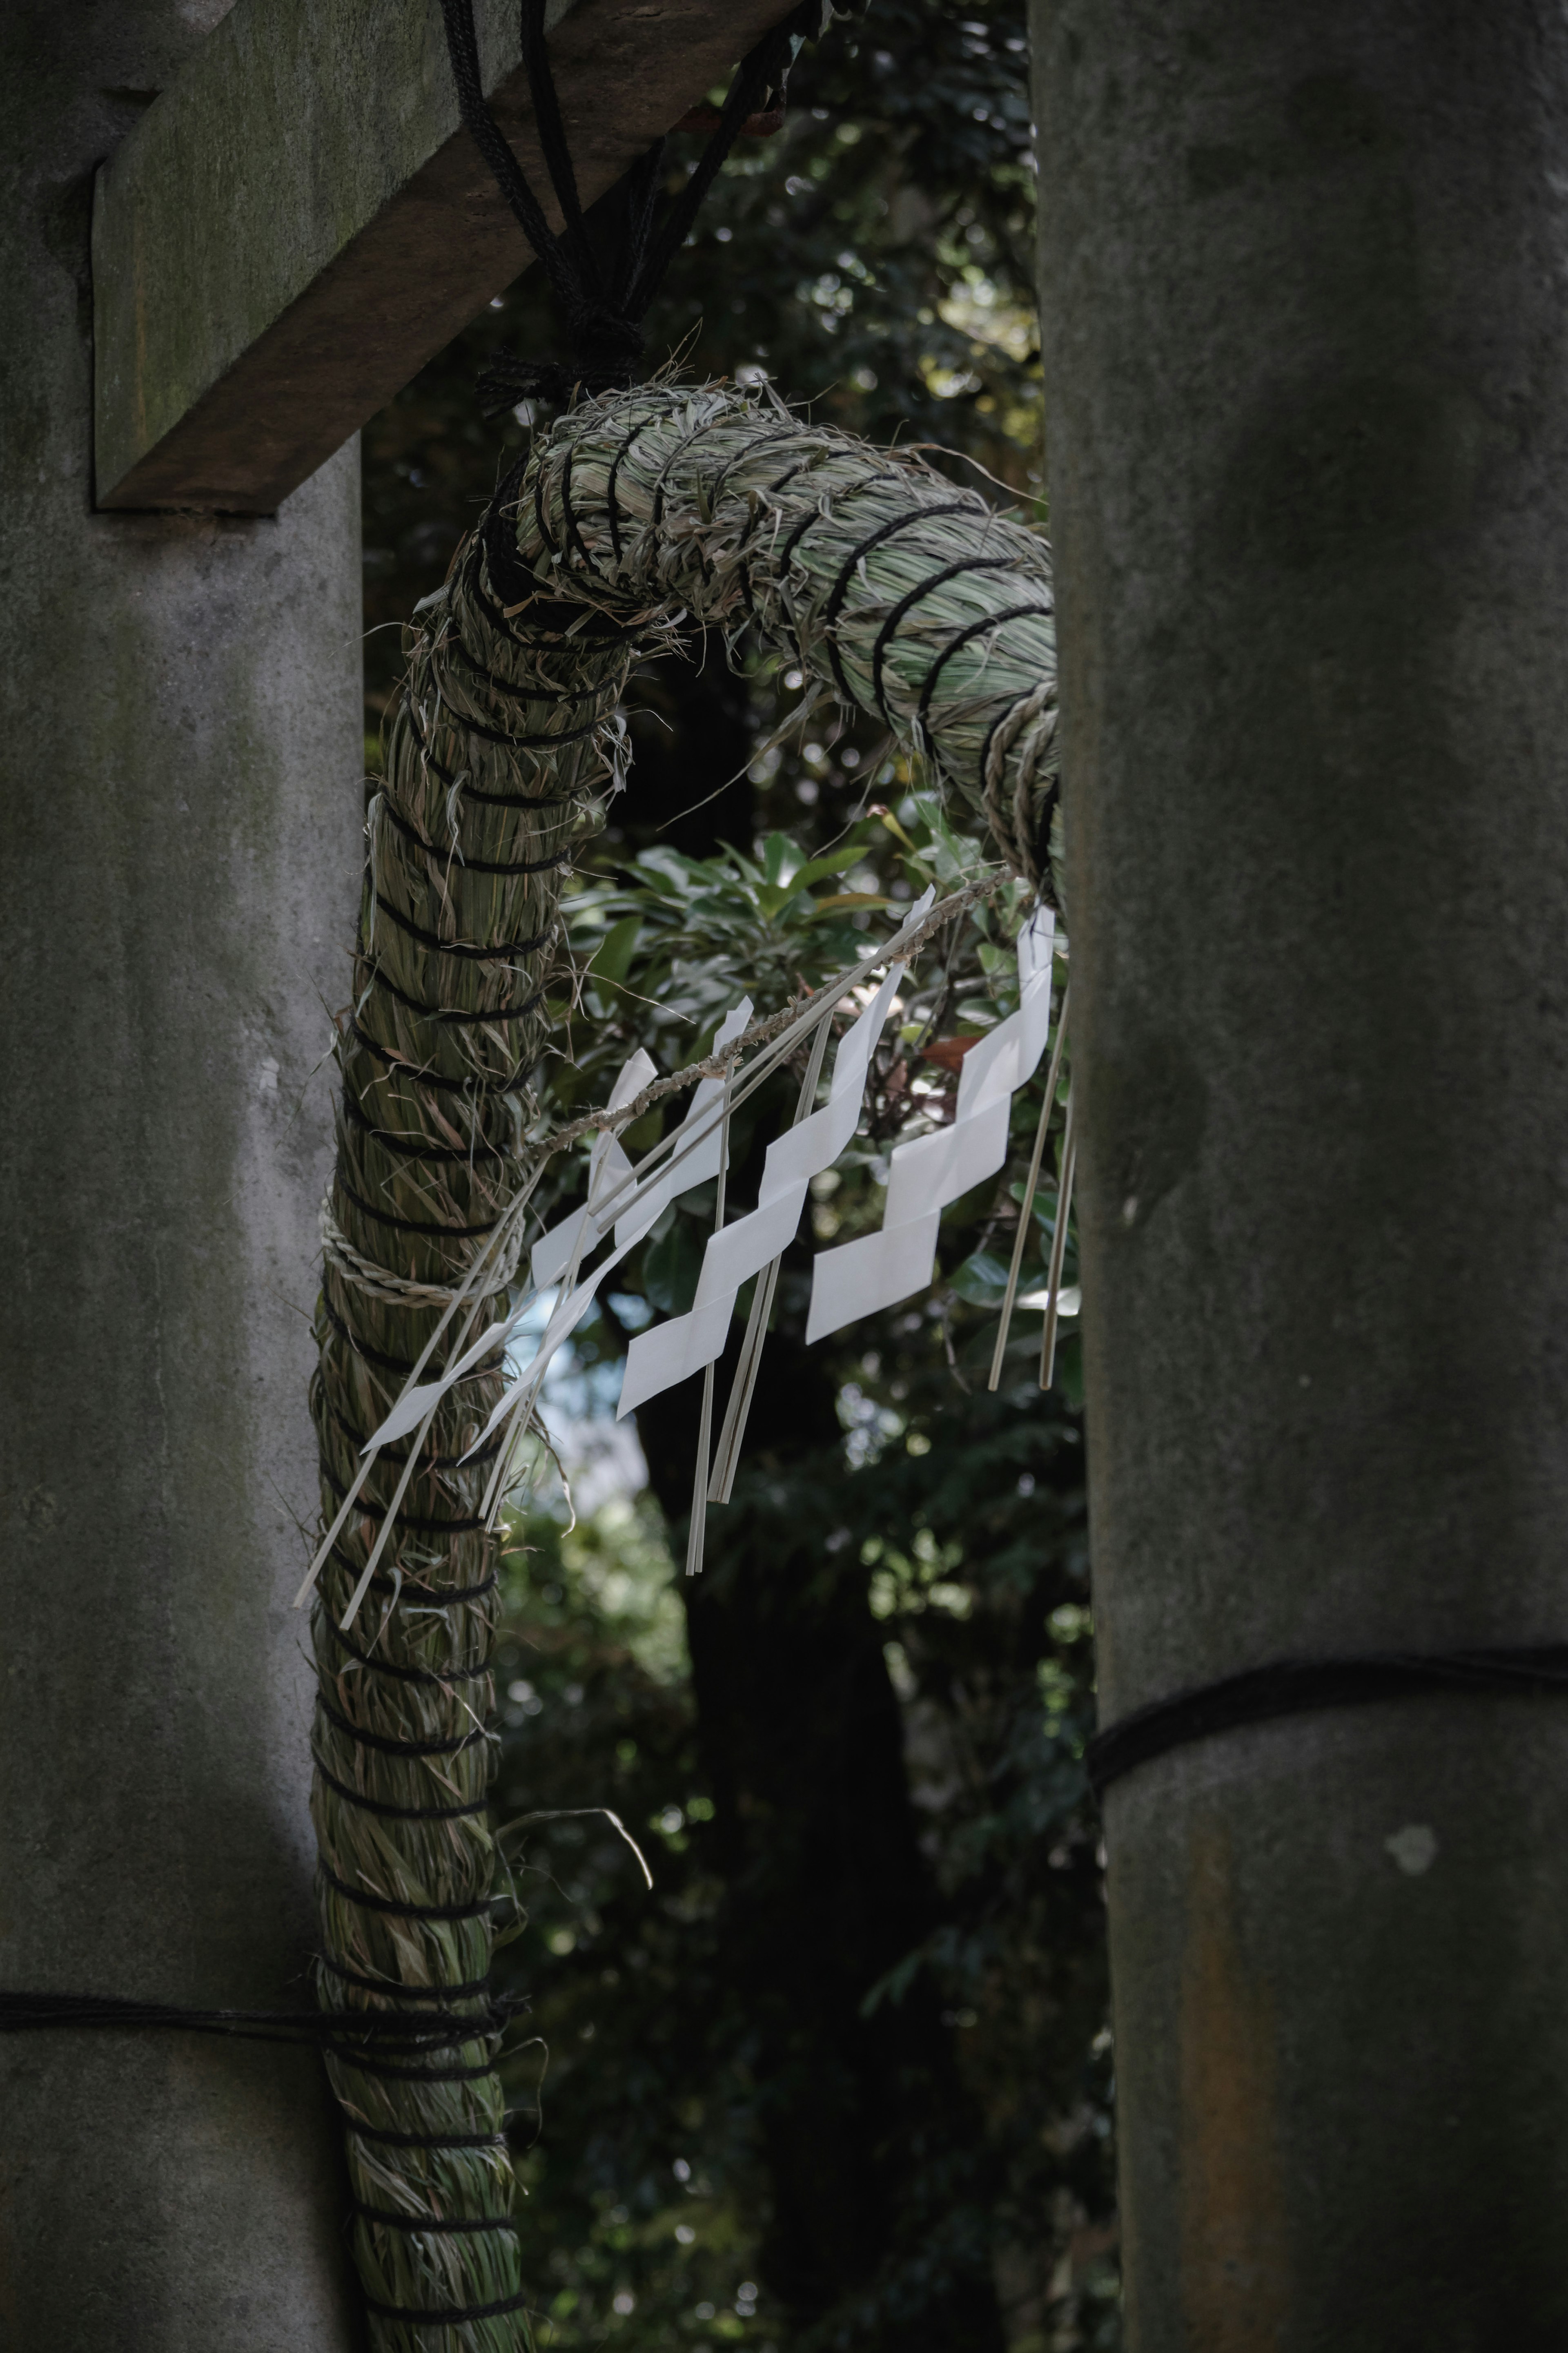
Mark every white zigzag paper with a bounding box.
[528,1048,657,1291]
[461,1000,755,1456]
[804,908,1056,1345]
[615,890,935,1422]
[364,1006,750,1454]
[529,1013,752,1290]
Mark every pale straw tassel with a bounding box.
[708,1014,835,1504]
[294,1162,550,1613]
[474,1200,602,1538]
[686,1062,735,1576]
[1040,1086,1078,1391]
[988,978,1069,1392]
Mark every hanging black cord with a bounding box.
[0,1987,529,2047]
[1085,1641,1568,1800]
[621,14,798,318]
[440,0,818,408]
[438,0,586,323]
[515,0,601,286]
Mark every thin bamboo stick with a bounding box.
[1040,1088,1078,1391]
[988,979,1069,1391]
[686,1065,733,1576]
[708,1014,834,1503]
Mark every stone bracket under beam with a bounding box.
[93,0,795,515]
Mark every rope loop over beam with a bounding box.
[311,379,1060,2344]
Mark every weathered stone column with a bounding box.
[0,6,360,2342]
[1031,2,1568,2343]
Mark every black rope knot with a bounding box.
[478,298,646,414]
[441,0,821,409]
[562,298,646,383]
[477,351,583,414]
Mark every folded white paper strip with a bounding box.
[805,908,1056,1344]
[307,889,998,1616]
[464,1000,756,1455]
[364,1006,751,1456]
[529,1048,656,1291]
[615,897,933,1421]
[364,1300,528,1451]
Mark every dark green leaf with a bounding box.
[641,1214,707,1315]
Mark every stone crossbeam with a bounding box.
[93,0,795,513]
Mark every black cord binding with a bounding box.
[439,0,817,408]
[0,1989,519,2048]
[316,1690,494,1758]
[311,1750,492,1823]
[1086,1642,1568,1800]
[352,2200,519,2235]
[317,1857,498,1923]
[318,1955,497,2003]
[345,2119,509,2151]
[361,2285,534,2326]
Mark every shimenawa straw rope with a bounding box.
[309,376,1063,2348]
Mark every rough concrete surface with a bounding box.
[1031,0,1568,2343]
[93,0,800,512]
[1,5,361,2343]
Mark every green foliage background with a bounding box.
[357,7,1118,2347]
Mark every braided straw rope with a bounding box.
[525,380,1061,890]
[310,382,1059,2348]
[320,1201,527,1311]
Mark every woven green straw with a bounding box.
[309,379,1060,2349]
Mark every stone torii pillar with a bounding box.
[1033,1,1568,2343]
[0,2,791,2341]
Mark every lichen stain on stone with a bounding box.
[1084,1024,1208,1243]
[1177,1821,1290,2352]
[133,228,148,453]
[1384,1821,1439,1876]
[1221,375,1486,576]
[1187,73,1401,201]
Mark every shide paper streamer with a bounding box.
[350,878,1067,1555]
[617,898,931,1418]
[805,906,1056,1344]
